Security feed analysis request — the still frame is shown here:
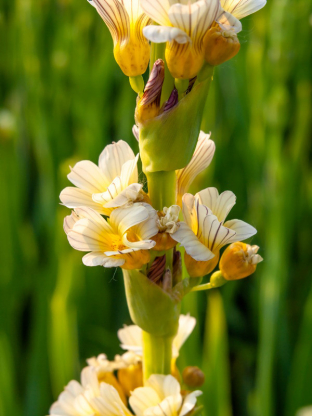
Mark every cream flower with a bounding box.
[129,374,202,416]
[64,204,158,269]
[171,187,257,277]
[60,140,144,216]
[49,366,131,416]
[141,0,222,79]
[117,314,196,359]
[87,0,151,76]
[218,0,267,33]
[176,131,215,206]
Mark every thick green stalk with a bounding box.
[142,331,173,381]
[146,170,176,211]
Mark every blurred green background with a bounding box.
[1,0,312,415]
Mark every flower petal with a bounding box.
[131,203,159,240]
[67,161,109,193]
[98,140,136,184]
[118,325,143,353]
[168,0,209,38]
[60,187,105,213]
[122,233,156,250]
[110,204,149,236]
[90,382,132,416]
[140,0,172,26]
[196,187,236,223]
[172,314,196,358]
[102,183,143,209]
[63,211,79,235]
[223,219,257,243]
[91,0,130,44]
[181,193,199,235]
[221,0,267,19]
[82,252,125,267]
[171,222,215,261]
[67,211,113,252]
[217,10,242,32]
[176,132,215,206]
[198,208,236,252]
[179,390,202,416]
[130,386,161,416]
[143,25,190,44]
[120,154,139,188]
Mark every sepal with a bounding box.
[139,75,213,173]
[123,269,180,337]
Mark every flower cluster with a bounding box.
[88,0,266,78]
[50,315,202,416]
[60,132,262,280]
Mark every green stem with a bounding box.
[142,331,173,381]
[146,170,176,211]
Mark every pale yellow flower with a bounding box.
[64,204,158,269]
[60,140,144,216]
[129,374,202,416]
[88,0,151,76]
[49,366,131,416]
[172,187,257,277]
[141,0,222,79]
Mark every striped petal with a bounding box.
[198,209,236,252]
[90,383,133,416]
[176,132,215,206]
[110,205,149,236]
[130,387,161,416]
[82,252,125,267]
[67,161,109,193]
[132,203,159,240]
[98,140,136,185]
[120,154,139,188]
[104,183,143,208]
[223,219,257,244]
[67,210,114,252]
[171,222,214,261]
[196,187,236,223]
[217,10,242,32]
[168,0,209,38]
[60,187,106,213]
[143,25,190,44]
[140,0,172,26]
[221,0,266,19]
[91,0,130,44]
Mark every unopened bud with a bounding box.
[147,254,166,283]
[163,88,179,113]
[135,59,165,124]
[203,27,240,67]
[220,242,263,280]
[117,363,143,397]
[182,366,205,387]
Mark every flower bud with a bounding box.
[203,27,240,67]
[182,366,205,387]
[135,59,165,124]
[117,363,143,397]
[220,242,263,281]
